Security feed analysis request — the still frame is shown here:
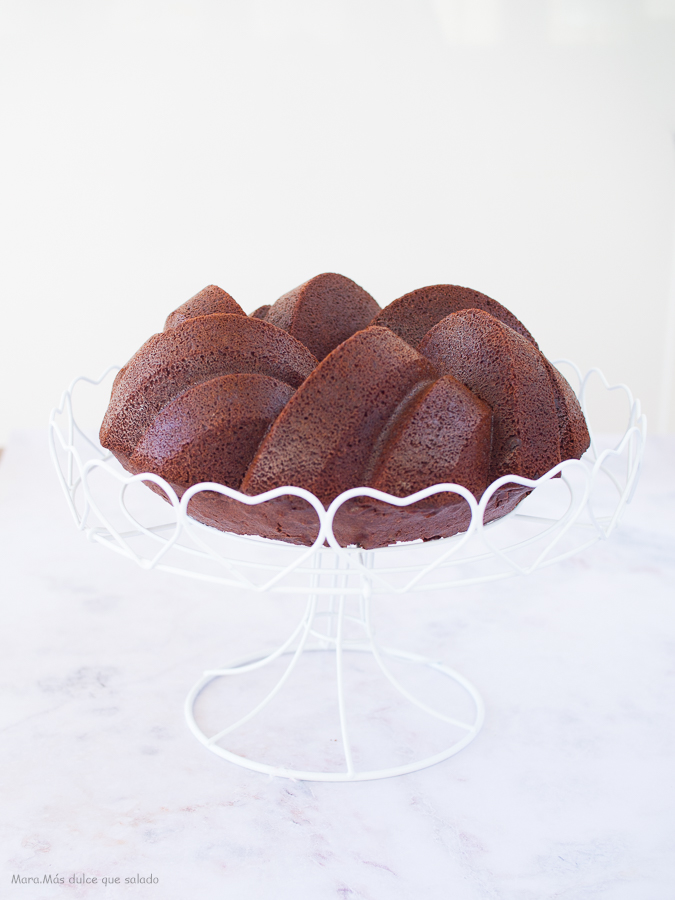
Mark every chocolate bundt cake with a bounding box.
[100,274,590,548]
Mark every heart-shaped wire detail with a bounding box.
[324,484,479,594]
[179,483,328,594]
[49,364,646,595]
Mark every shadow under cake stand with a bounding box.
[49,362,645,782]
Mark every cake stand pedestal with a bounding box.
[49,362,645,781]
[184,586,484,782]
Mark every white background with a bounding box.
[1,0,675,441]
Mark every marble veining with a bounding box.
[0,431,673,898]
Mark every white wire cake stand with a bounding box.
[49,362,645,782]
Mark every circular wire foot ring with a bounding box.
[184,645,485,782]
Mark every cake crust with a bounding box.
[261,273,380,361]
[372,283,537,349]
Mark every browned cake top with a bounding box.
[369,375,492,501]
[372,283,537,349]
[242,327,437,504]
[419,309,560,481]
[130,374,294,490]
[164,285,245,329]
[101,313,317,457]
[260,272,380,361]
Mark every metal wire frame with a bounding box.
[48,361,645,780]
[48,361,646,596]
[184,590,486,781]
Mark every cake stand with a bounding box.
[49,362,645,781]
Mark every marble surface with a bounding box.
[1,430,674,899]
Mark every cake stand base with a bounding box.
[183,595,484,782]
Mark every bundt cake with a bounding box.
[100,274,590,548]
